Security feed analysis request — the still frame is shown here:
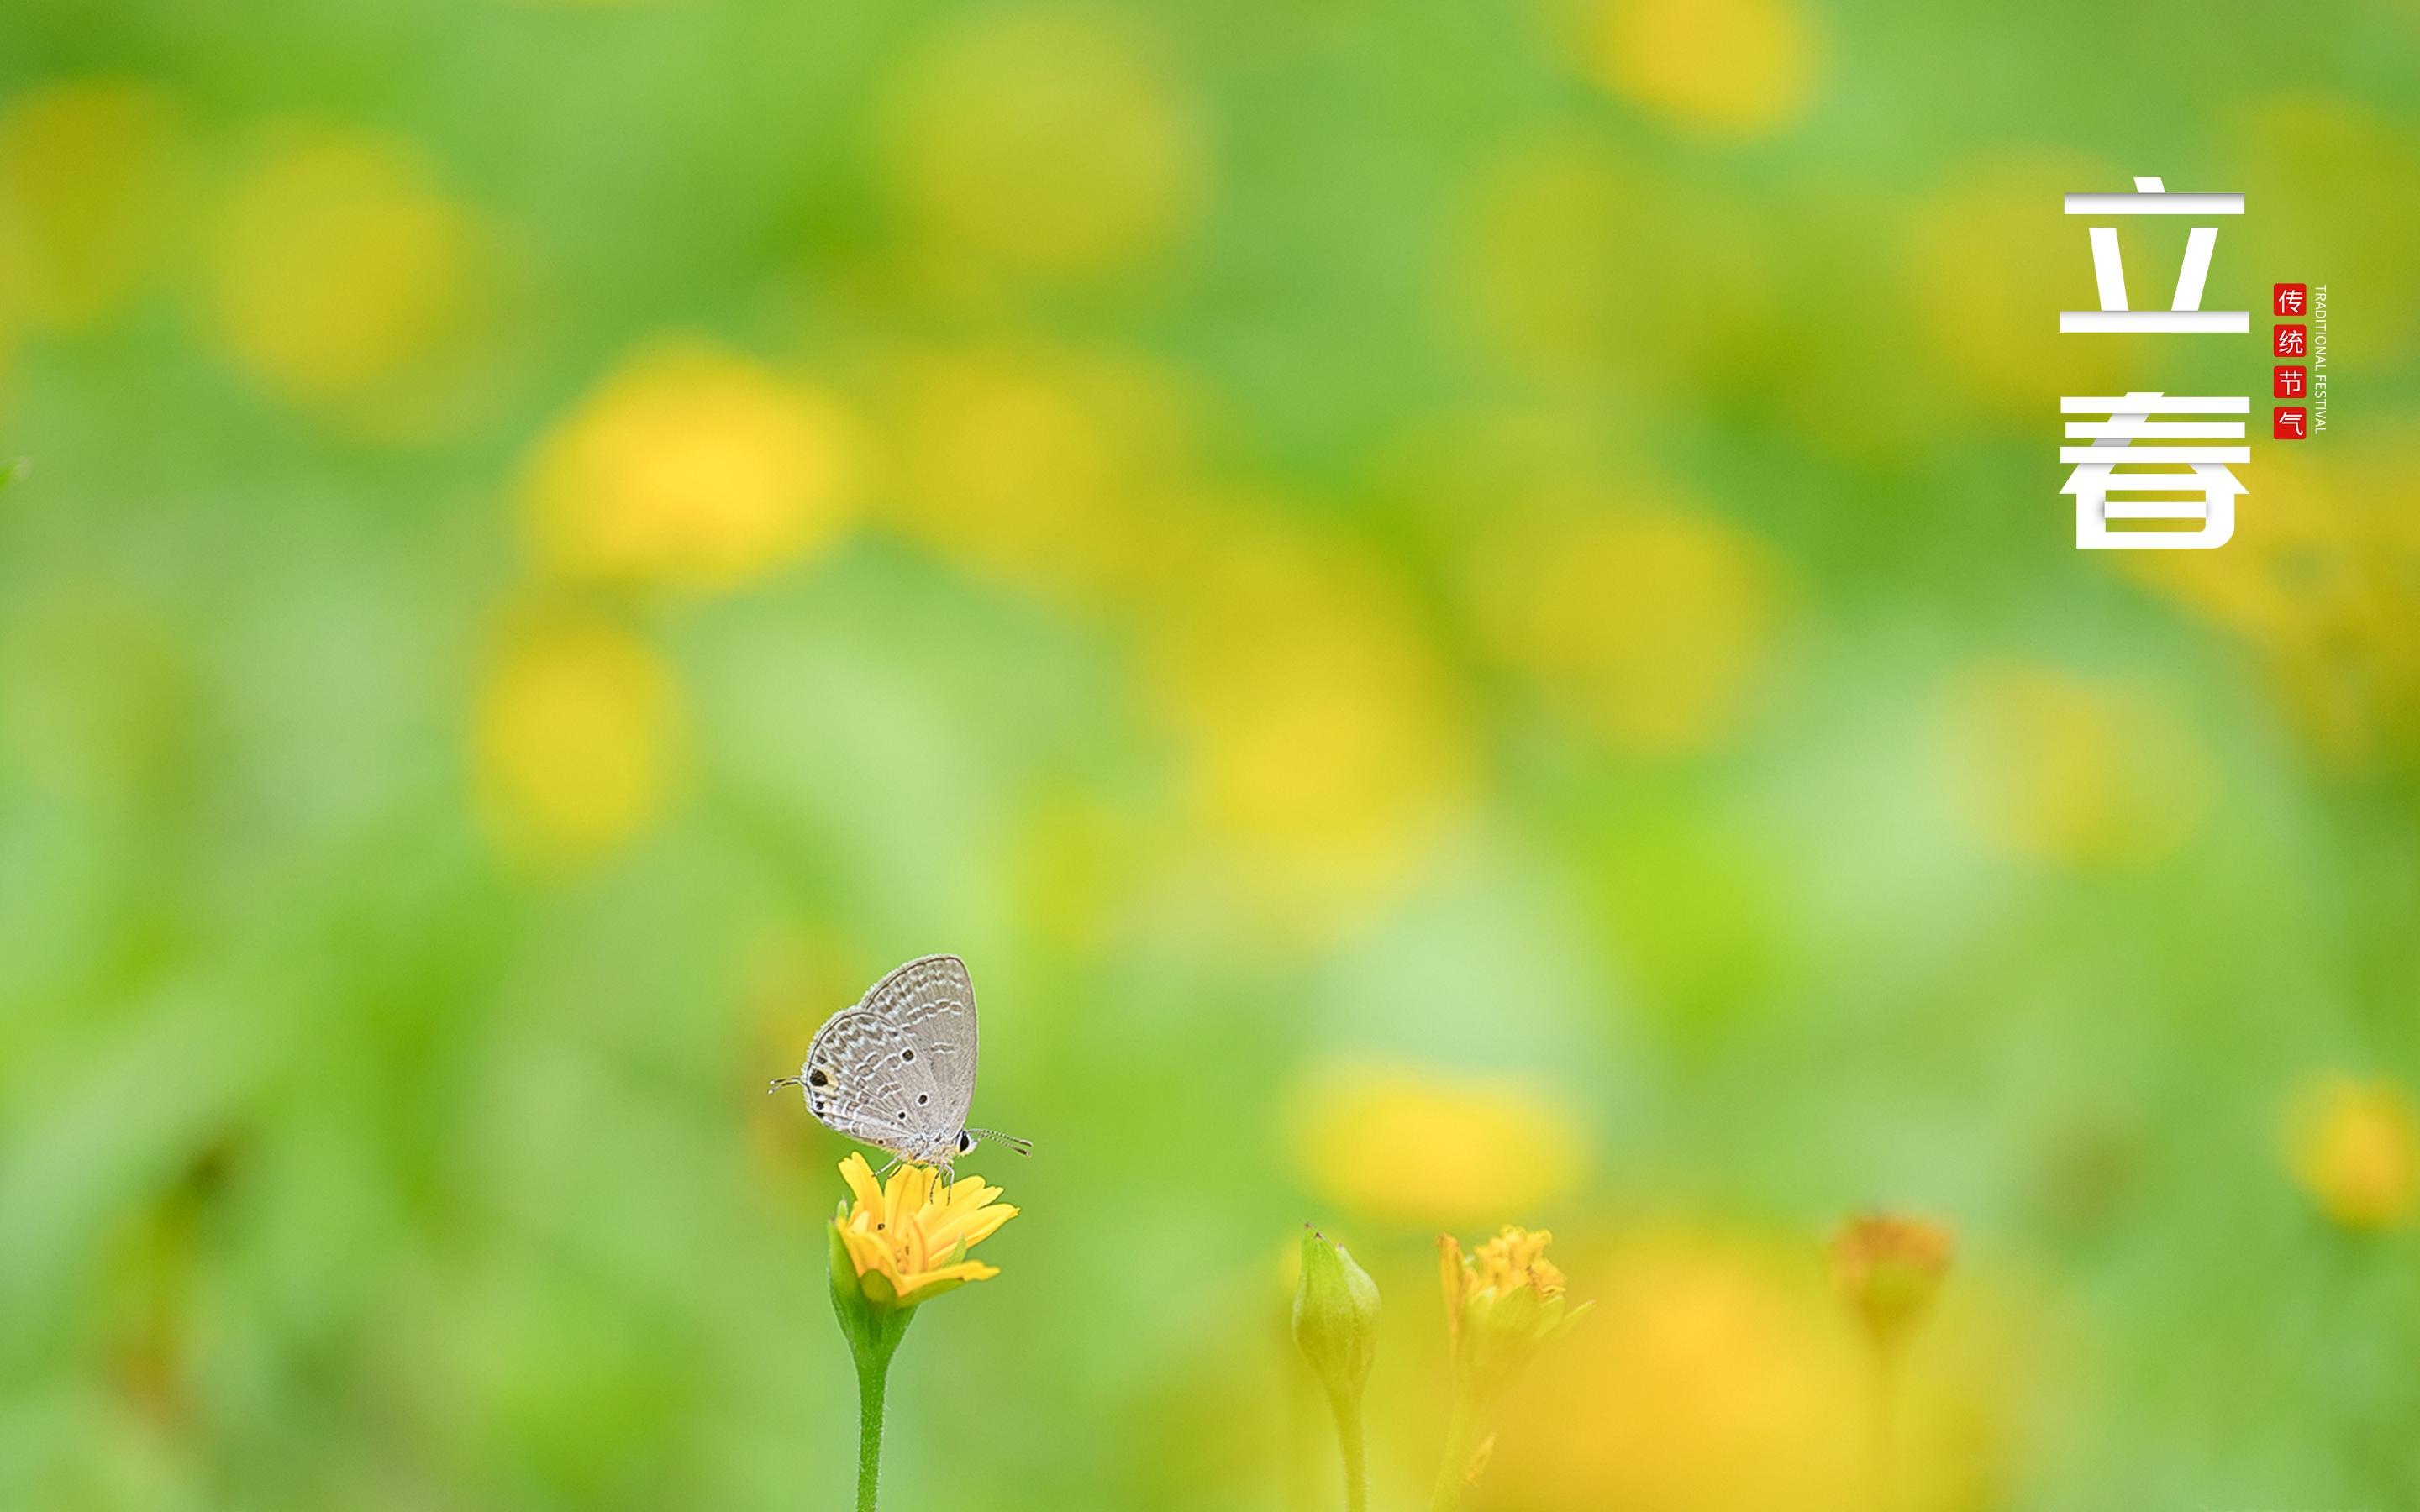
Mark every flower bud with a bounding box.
[1830,1212,1954,1354]
[1292,1227,1380,1406]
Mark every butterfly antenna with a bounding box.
[969,1128,1034,1156]
[767,1075,802,1095]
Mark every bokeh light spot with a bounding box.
[882,7,1206,281]
[1150,510,1475,936]
[1944,664,2212,867]
[2286,1074,2419,1232]
[474,614,682,864]
[1287,1062,1585,1229]
[206,127,476,402]
[1585,0,1822,138]
[522,339,860,591]
[0,79,182,329]
[1470,504,1789,754]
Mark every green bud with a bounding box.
[1292,1227,1380,1404]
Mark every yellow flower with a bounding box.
[1290,1063,1586,1229]
[1830,1212,1954,1354]
[831,1153,1018,1307]
[521,339,860,591]
[2117,444,2420,773]
[206,127,476,403]
[881,6,1205,280]
[1903,154,2139,417]
[1441,1226,1577,1355]
[1149,507,1474,940]
[472,613,681,864]
[1944,664,2212,867]
[0,79,182,329]
[877,342,1201,614]
[1435,1226,1590,1502]
[1468,501,1788,755]
[1455,138,1778,388]
[2286,1075,2419,1232]
[1581,0,1822,139]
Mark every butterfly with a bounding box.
[771,954,1031,1183]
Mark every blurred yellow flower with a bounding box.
[1491,1228,2033,1512]
[2233,97,2420,370]
[1290,1063,1584,1228]
[207,127,476,402]
[1151,509,1473,937]
[522,339,860,591]
[1829,1212,1954,1355]
[879,343,1199,612]
[2286,1075,2419,1232]
[1010,793,1149,953]
[1457,139,1778,387]
[1944,664,2212,867]
[473,614,681,863]
[0,79,182,328]
[1470,502,1787,754]
[1485,1231,1865,1512]
[1904,154,2139,418]
[2117,441,2420,772]
[833,1153,1018,1306]
[1581,0,1821,138]
[882,7,1205,281]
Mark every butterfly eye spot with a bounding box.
[917,1093,929,1105]
[901,1049,914,1063]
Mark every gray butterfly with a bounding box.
[771,954,1030,1181]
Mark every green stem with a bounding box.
[1870,1342,1902,1512]
[1326,1385,1369,1512]
[1429,1385,1484,1512]
[855,1347,892,1512]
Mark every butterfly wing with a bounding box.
[858,954,978,1134]
[800,1010,950,1152]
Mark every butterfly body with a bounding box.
[776,954,1029,1181]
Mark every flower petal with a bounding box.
[1438,1232,1467,1347]
[839,1154,886,1221]
[892,1258,1000,1303]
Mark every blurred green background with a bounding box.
[5,0,2420,1507]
